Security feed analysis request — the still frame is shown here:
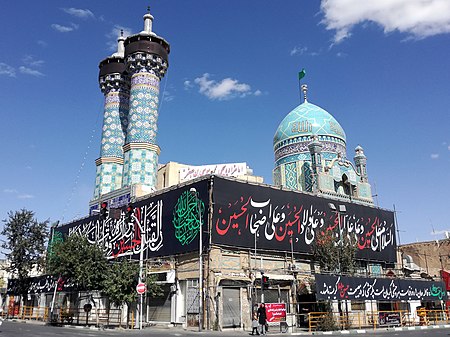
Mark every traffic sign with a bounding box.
[136,282,147,294]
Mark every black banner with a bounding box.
[7,275,76,295]
[315,274,447,301]
[211,177,396,263]
[56,179,209,259]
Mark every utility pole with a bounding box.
[190,188,203,332]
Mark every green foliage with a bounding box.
[313,230,357,275]
[46,235,108,291]
[145,274,163,298]
[101,260,164,308]
[317,313,338,331]
[1,209,49,295]
[102,259,139,307]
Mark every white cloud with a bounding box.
[51,23,79,33]
[290,46,308,56]
[431,153,439,159]
[23,55,44,67]
[320,0,450,43]
[62,7,95,19]
[18,194,34,199]
[162,90,174,102]
[336,52,347,57]
[37,40,48,47]
[290,45,321,57]
[193,73,257,100]
[19,66,44,77]
[254,90,262,96]
[184,80,193,89]
[106,25,132,51]
[0,63,16,77]
[3,188,33,199]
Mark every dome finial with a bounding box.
[112,29,125,57]
[301,84,308,102]
[142,6,155,35]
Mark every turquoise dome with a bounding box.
[273,101,346,148]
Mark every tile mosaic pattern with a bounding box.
[93,162,124,199]
[94,87,129,199]
[273,101,346,147]
[122,71,161,189]
[101,91,129,157]
[126,72,160,144]
[122,149,158,187]
[284,162,298,190]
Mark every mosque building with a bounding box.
[7,8,446,332]
[273,85,372,205]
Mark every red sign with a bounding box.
[136,282,147,294]
[265,303,286,323]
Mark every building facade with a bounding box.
[6,7,447,332]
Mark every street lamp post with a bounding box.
[190,188,203,332]
[328,203,347,327]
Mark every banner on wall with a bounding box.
[265,303,287,323]
[211,177,397,263]
[56,179,210,259]
[315,274,447,301]
[7,275,76,295]
[180,163,247,182]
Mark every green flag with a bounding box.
[298,68,306,80]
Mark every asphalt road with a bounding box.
[2,321,450,337]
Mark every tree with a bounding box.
[312,230,357,275]
[313,229,357,330]
[1,209,49,299]
[102,259,163,307]
[46,235,109,291]
[102,259,139,308]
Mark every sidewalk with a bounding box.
[5,318,450,335]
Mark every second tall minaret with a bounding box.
[122,8,170,190]
[94,33,129,199]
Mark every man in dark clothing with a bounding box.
[257,303,268,335]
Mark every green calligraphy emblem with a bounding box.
[173,190,205,245]
[430,284,446,300]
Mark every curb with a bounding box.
[301,324,450,335]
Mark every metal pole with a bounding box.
[190,188,203,332]
[254,232,257,309]
[338,210,342,274]
[138,231,145,330]
[50,278,58,321]
[198,194,203,332]
[261,271,265,304]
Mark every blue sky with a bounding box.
[1,0,449,245]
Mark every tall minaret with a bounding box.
[122,8,170,190]
[94,32,129,199]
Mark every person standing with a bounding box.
[251,313,260,335]
[257,303,267,335]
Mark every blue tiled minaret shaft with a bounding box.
[94,33,129,199]
[122,9,170,189]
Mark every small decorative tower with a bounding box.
[308,135,323,191]
[354,145,368,182]
[122,8,170,190]
[94,32,129,199]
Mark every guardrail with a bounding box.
[307,309,450,332]
[2,305,135,328]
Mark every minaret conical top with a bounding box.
[141,6,155,35]
[112,29,125,57]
